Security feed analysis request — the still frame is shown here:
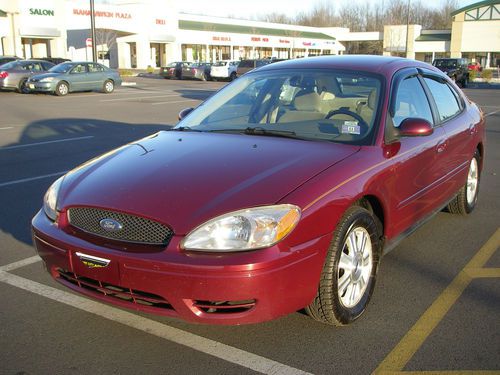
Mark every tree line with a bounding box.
[255,0,459,54]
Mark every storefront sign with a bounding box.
[73,8,132,19]
[156,19,166,25]
[213,36,231,42]
[29,8,55,16]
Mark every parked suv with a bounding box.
[236,59,272,77]
[432,58,469,87]
[210,60,239,81]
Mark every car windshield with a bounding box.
[214,61,228,66]
[177,69,383,145]
[49,63,73,73]
[434,60,457,68]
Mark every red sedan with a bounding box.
[32,55,485,325]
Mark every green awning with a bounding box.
[0,9,8,17]
[179,20,335,40]
[451,0,499,16]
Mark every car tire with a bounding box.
[230,72,237,81]
[18,78,29,94]
[55,81,69,96]
[447,150,480,215]
[202,73,207,81]
[305,205,381,325]
[103,80,114,94]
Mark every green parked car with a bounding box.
[27,61,122,96]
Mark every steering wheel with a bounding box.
[324,108,369,133]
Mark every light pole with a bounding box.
[90,0,97,62]
[405,0,411,58]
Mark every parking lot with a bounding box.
[0,77,499,374]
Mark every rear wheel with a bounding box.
[447,151,480,214]
[55,81,69,96]
[103,79,114,94]
[306,206,381,325]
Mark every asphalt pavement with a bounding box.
[0,77,498,375]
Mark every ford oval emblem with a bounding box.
[99,218,123,232]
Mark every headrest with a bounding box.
[294,92,321,111]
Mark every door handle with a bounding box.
[436,140,447,153]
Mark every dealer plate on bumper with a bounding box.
[71,251,120,285]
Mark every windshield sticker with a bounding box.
[342,121,360,135]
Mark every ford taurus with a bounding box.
[32,55,485,325]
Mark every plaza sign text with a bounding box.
[73,9,132,19]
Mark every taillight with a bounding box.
[0,71,8,79]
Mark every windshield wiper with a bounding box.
[206,127,298,138]
[243,127,298,139]
[167,126,204,132]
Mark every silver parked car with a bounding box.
[0,60,55,93]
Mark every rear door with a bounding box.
[88,63,106,90]
[421,72,473,199]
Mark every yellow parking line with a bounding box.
[374,228,500,374]
[400,371,500,374]
[464,268,500,278]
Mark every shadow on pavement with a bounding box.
[0,118,170,247]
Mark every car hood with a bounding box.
[58,131,359,234]
[29,72,63,80]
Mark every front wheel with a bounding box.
[55,81,69,96]
[18,78,29,94]
[306,206,381,325]
[103,80,114,94]
[461,76,468,88]
[230,72,237,81]
[447,151,480,214]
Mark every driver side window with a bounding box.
[392,76,433,127]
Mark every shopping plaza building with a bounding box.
[0,0,498,69]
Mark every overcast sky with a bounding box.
[174,0,474,19]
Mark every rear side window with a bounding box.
[392,76,433,127]
[423,78,461,122]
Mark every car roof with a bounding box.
[258,55,439,76]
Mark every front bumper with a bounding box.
[27,81,55,92]
[32,209,328,325]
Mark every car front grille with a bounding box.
[67,207,173,246]
[57,268,173,310]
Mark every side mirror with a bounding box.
[178,107,194,121]
[398,118,433,137]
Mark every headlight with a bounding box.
[182,204,301,252]
[40,77,55,82]
[43,176,63,221]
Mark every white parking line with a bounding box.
[485,109,500,117]
[0,127,14,130]
[0,171,68,188]
[0,255,41,272]
[0,258,310,375]
[0,136,94,150]
[100,93,180,102]
[151,99,202,105]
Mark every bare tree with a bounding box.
[94,28,117,63]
